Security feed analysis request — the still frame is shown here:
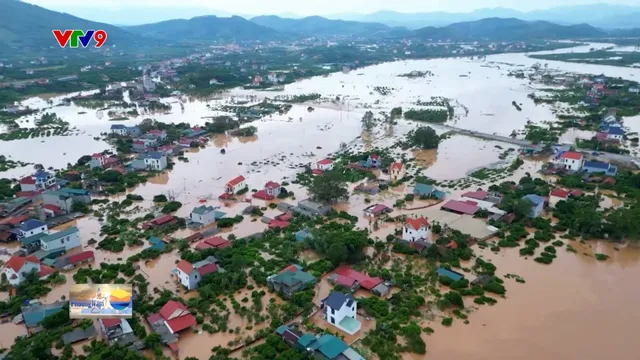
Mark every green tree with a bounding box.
[361,111,375,131]
[410,126,440,149]
[308,170,348,204]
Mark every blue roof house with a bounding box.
[436,267,464,282]
[148,236,167,251]
[414,183,446,200]
[22,301,66,328]
[606,126,625,141]
[295,229,313,242]
[17,219,48,239]
[582,161,617,176]
[522,194,545,218]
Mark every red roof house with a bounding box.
[405,217,430,230]
[194,236,231,251]
[42,204,62,216]
[66,251,95,265]
[334,266,383,290]
[197,263,218,276]
[19,177,36,185]
[559,151,583,160]
[318,159,333,166]
[156,300,196,334]
[549,189,569,199]
[253,181,281,200]
[269,220,290,229]
[175,260,193,274]
[461,191,488,201]
[441,200,479,215]
[142,215,176,229]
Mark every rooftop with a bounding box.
[405,216,429,230]
[19,219,46,232]
[560,151,583,160]
[191,205,215,215]
[334,266,382,290]
[40,226,79,243]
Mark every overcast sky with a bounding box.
[23,0,640,16]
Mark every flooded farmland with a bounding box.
[2,42,640,359]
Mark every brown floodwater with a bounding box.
[421,241,640,360]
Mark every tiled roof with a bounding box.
[191,205,214,215]
[322,291,350,310]
[5,255,39,272]
[101,318,121,328]
[265,181,280,189]
[522,194,545,205]
[334,266,382,290]
[389,162,403,171]
[405,217,429,230]
[176,260,193,274]
[461,191,488,200]
[560,151,583,160]
[227,175,245,187]
[197,263,218,276]
[549,189,569,198]
[19,177,35,184]
[66,251,94,264]
[159,300,188,320]
[441,200,478,215]
[318,159,333,165]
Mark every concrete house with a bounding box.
[146,130,167,141]
[582,160,617,176]
[225,175,247,194]
[522,194,544,218]
[39,226,80,252]
[143,152,168,171]
[267,264,316,298]
[150,300,196,334]
[4,255,54,286]
[110,124,128,136]
[100,318,133,342]
[19,176,38,192]
[606,126,625,141]
[403,217,430,242]
[89,153,107,169]
[316,159,334,172]
[43,188,91,213]
[367,154,381,168]
[264,181,282,198]
[174,256,221,290]
[189,205,219,226]
[549,189,569,208]
[33,170,57,190]
[556,151,584,172]
[321,291,361,335]
[413,183,446,199]
[388,162,405,181]
[17,219,48,239]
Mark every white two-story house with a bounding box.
[316,159,334,172]
[174,257,221,290]
[403,217,431,242]
[17,219,48,239]
[556,151,584,172]
[388,162,405,181]
[39,226,81,252]
[144,152,168,171]
[4,255,54,286]
[321,291,361,335]
[190,205,218,226]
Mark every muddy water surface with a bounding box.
[423,242,640,360]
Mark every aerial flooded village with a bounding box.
[2,1,640,360]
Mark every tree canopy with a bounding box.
[308,170,348,204]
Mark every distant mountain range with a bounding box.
[2,0,640,54]
[123,16,285,42]
[413,18,607,41]
[327,4,640,29]
[250,15,397,37]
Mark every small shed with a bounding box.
[436,267,465,282]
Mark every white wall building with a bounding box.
[17,219,48,239]
[322,291,361,335]
[225,175,246,194]
[316,159,334,172]
[39,226,81,251]
[403,217,431,242]
[556,151,584,171]
[144,152,167,171]
[190,205,218,226]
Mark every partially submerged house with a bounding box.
[555,151,584,172]
[148,236,167,252]
[522,194,545,218]
[403,216,430,242]
[267,264,316,298]
[363,204,392,218]
[549,189,570,208]
[436,267,465,282]
[194,236,231,251]
[253,181,281,200]
[441,200,479,215]
[100,318,134,344]
[142,215,176,230]
[321,291,361,335]
[174,256,222,290]
[189,205,224,227]
[147,300,196,335]
[333,266,383,293]
[21,300,66,331]
[413,183,446,199]
[62,325,97,345]
[43,188,91,213]
[388,162,404,181]
[292,199,332,217]
[224,175,247,195]
[54,250,94,270]
[314,159,334,175]
[4,255,55,286]
[16,219,48,239]
[275,325,365,360]
[582,160,617,176]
